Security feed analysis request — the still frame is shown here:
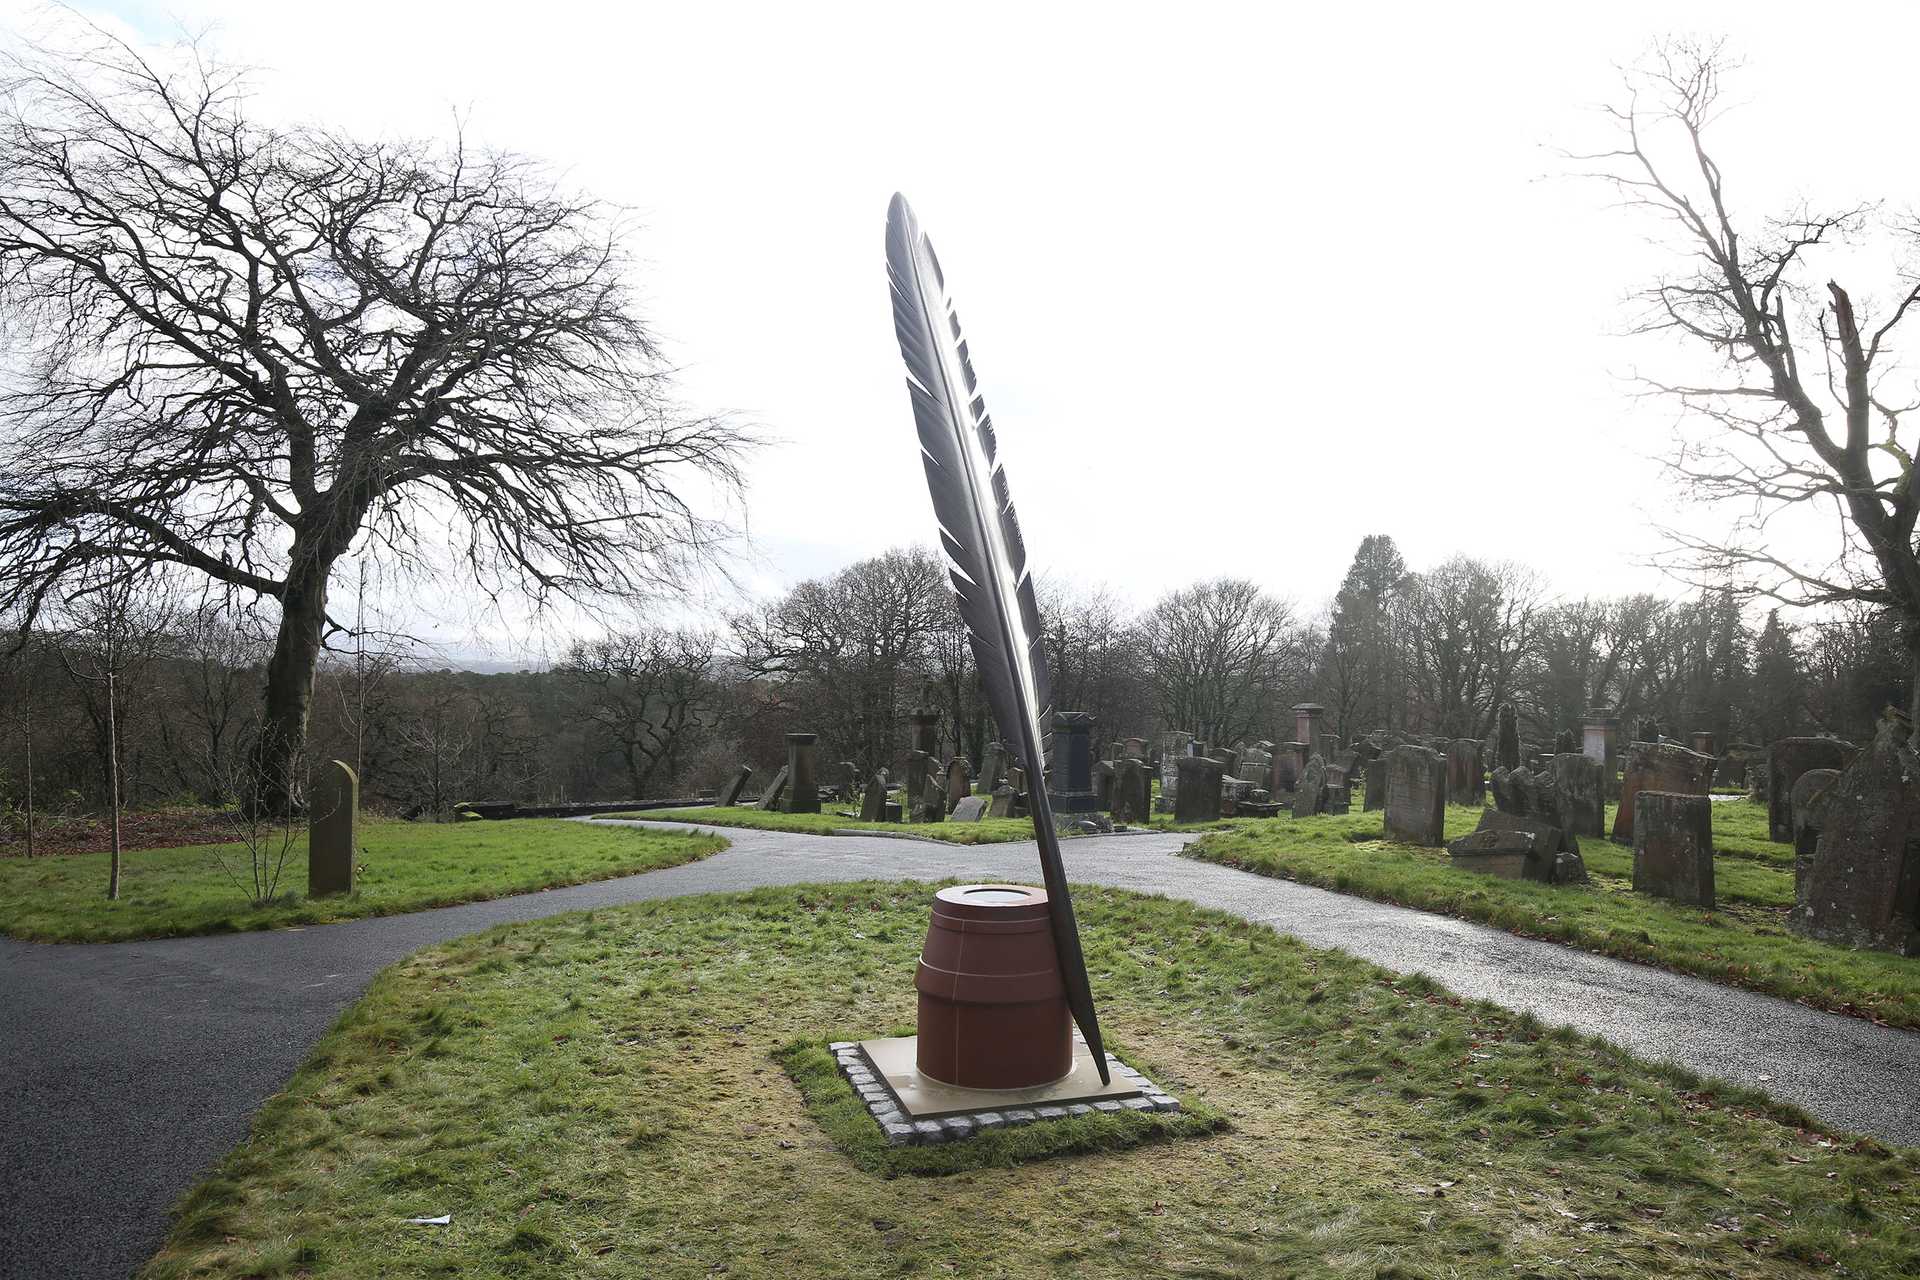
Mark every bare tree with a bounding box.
[563,628,719,798]
[1576,40,1920,718]
[0,28,749,808]
[1141,578,1306,746]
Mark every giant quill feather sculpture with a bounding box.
[883,193,1109,1084]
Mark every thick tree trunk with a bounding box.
[256,554,332,815]
[1908,629,1920,729]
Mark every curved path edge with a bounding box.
[2,818,1914,1280]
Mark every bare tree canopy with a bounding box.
[0,28,749,805]
[1576,39,1920,717]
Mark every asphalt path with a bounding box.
[3,818,1917,1279]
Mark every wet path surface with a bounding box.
[3,819,1916,1278]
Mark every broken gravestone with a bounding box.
[1790,767,1841,858]
[1631,790,1714,908]
[756,764,790,811]
[718,765,753,807]
[859,771,888,822]
[1382,745,1446,846]
[1789,719,1920,954]
[1447,829,1548,881]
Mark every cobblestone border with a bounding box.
[830,1038,1182,1146]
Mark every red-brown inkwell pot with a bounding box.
[914,883,1071,1089]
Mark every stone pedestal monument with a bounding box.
[1048,710,1103,813]
[783,733,819,813]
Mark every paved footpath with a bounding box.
[3,820,1917,1280]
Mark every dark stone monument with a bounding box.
[946,757,972,815]
[1632,791,1715,907]
[1790,767,1841,858]
[1768,736,1859,844]
[1111,756,1149,824]
[1790,720,1920,954]
[756,764,790,811]
[1174,755,1225,823]
[909,708,940,756]
[1495,702,1521,770]
[903,749,935,821]
[1362,755,1388,812]
[1612,741,1714,843]
[859,771,887,822]
[308,759,358,898]
[1292,755,1328,819]
[783,733,820,814]
[1554,728,1577,755]
[1382,745,1446,846]
[718,765,753,807]
[1048,710,1103,813]
[1549,753,1606,837]
[1444,738,1483,806]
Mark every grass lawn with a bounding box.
[143,883,1918,1278]
[0,819,726,944]
[612,804,1043,844]
[1185,797,1920,1029]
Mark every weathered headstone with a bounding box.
[1632,791,1714,907]
[951,795,990,822]
[1790,720,1920,954]
[308,759,358,898]
[945,756,972,815]
[1768,737,1859,844]
[1444,738,1483,806]
[1582,710,1620,799]
[903,749,935,820]
[756,764,790,811]
[1473,808,1586,880]
[1324,780,1352,814]
[987,784,1018,819]
[977,741,1008,794]
[1612,741,1714,843]
[1495,703,1521,770]
[1362,755,1388,812]
[838,761,861,803]
[1111,756,1149,824]
[1214,746,1243,781]
[1291,755,1328,819]
[1092,759,1117,810]
[1049,710,1103,813]
[1789,767,1841,858]
[859,771,888,822]
[916,776,946,824]
[1383,745,1446,846]
[1447,829,1546,881]
[1173,755,1225,823]
[783,733,820,814]
[1125,736,1149,761]
[1549,753,1606,837]
[1554,727,1577,755]
[718,765,753,807]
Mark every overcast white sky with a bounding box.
[9,1,1920,662]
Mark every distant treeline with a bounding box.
[0,537,1903,818]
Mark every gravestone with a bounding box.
[946,757,972,815]
[951,795,989,822]
[783,733,820,814]
[1092,759,1117,810]
[1292,703,1325,759]
[1554,728,1577,755]
[1495,702,1521,770]
[1126,736,1149,760]
[1111,757,1149,824]
[1790,767,1841,858]
[1474,809,1586,881]
[977,741,1008,794]
[1549,753,1606,837]
[1582,710,1621,799]
[1383,745,1446,846]
[1269,744,1303,797]
[1324,780,1352,814]
[1716,741,1763,789]
[1488,766,1521,815]
[1444,739,1484,806]
[1292,755,1328,819]
[1612,741,1714,843]
[1446,828,1543,881]
[916,776,946,824]
[1174,755,1225,823]
[859,771,888,822]
[1768,737,1859,844]
[909,709,940,756]
[987,784,1018,819]
[718,766,753,807]
[1215,746,1242,781]
[1790,720,1920,954]
[308,759,358,898]
[1048,710,1103,813]
[1632,791,1714,907]
[839,761,861,803]
[1362,755,1387,812]
[756,764,790,811]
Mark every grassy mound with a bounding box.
[142,883,1918,1278]
[0,819,726,943]
[1185,798,1920,1028]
